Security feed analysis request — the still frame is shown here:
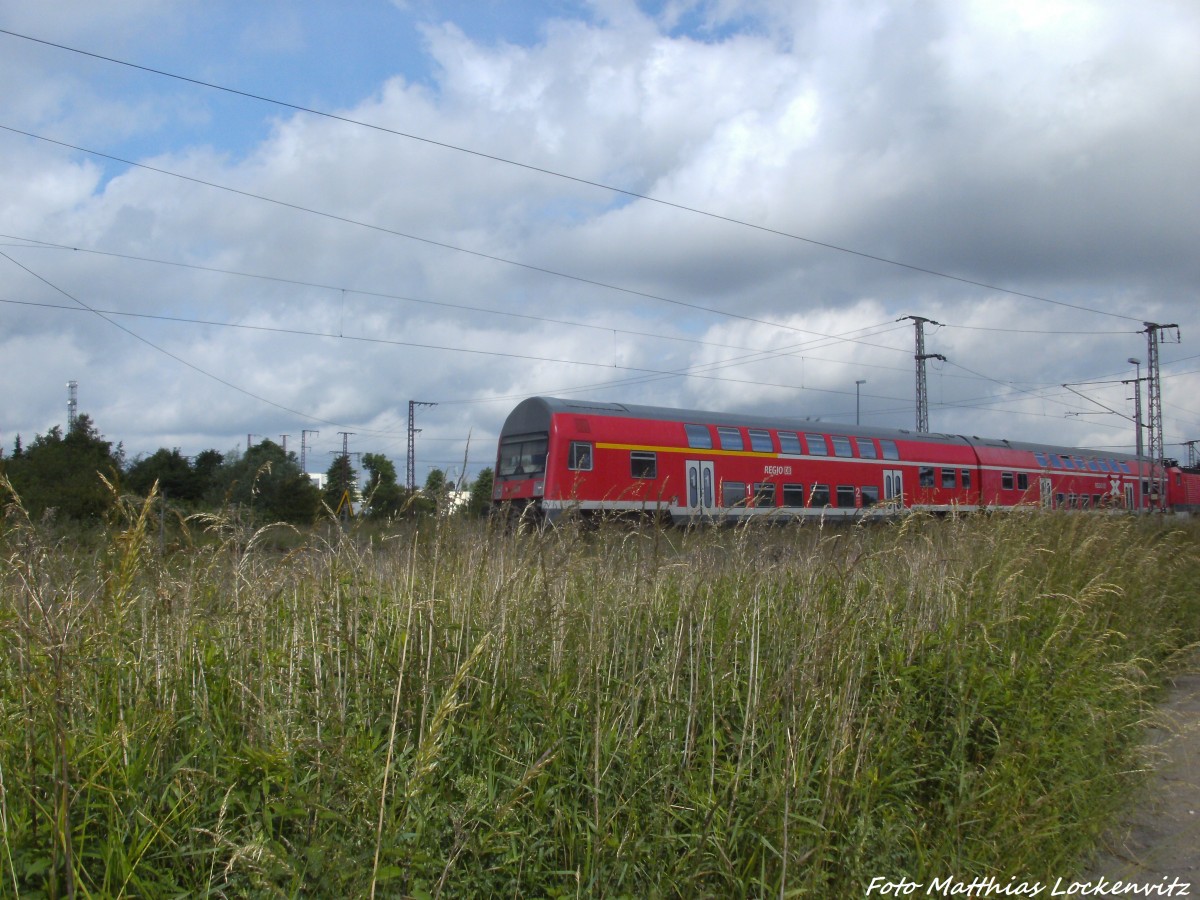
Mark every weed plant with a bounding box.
[1,479,1198,898]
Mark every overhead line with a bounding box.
[0,295,910,400]
[0,233,843,357]
[0,254,397,434]
[0,27,1148,324]
[0,124,849,341]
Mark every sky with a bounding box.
[2,0,1198,484]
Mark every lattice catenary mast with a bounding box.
[1143,321,1180,510]
[901,316,945,433]
[407,401,437,491]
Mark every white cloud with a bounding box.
[1,0,1197,474]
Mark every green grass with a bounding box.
[2,481,1199,897]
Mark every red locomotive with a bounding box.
[493,397,1200,523]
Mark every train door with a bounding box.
[1040,477,1052,509]
[883,470,904,506]
[685,459,716,515]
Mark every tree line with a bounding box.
[0,415,494,524]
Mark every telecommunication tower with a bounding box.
[67,380,78,428]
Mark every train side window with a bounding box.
[630,451,657,479]
[1002,472,1015,490]
[961,469,972,489]
[861,485,880,507]
[778,431,802,454]
[685,424,713,449]
[1049,455,1064,469]
[805,433,829,456]
[941,468,956,488]
[1086,459,1102,472]
[880,439,900,460]
[717,427,744,451]
[782,484,805,507]
[1095,459,1111,473]
[1060,456,1076,470]
[809,484,831,507]
[855,438,878,459]
[752,483,776,506]
[919,467,935,488]
[568,441,593,471]
[836,485,856,508]
[748,429,773,453]
[1056,493,1065,507]
[1034,452,1049,467]
[1017,473,1029,491]
[831,436,853,457]
[1080,495,1091,509]
[721,481,747,507]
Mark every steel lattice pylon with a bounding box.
[902,316,945,432]
[1144,322,1180,510]
[407,401,437,491]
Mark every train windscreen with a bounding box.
[498,434,548,477]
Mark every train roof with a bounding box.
[501,397,1143,464]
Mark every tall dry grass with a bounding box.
[1,479,1198,897]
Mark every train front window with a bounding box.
[498,434,548,477]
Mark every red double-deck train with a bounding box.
[492,396,1200,522]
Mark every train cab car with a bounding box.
[492,397,1194,522]
[963,437,1151,511]
[493,397,989,524]
[1167,464,1200,514]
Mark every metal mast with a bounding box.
[301,429,319,474]
[1144,321,1180,510]
[1125,358,1144,461]
[902,316,945,432]
[407,401,437,491]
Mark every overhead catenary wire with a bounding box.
[1,28,1190,455]
[0,125,863,342]
[0,27,1149,325]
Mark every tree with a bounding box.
[361,452,404,519]
[215,440,321,523]
[2,415,122,521]
[126,448,205,502]
[323,453,359,518]
[192,449,225,498]
[466,467,494,518]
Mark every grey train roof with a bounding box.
[500,397,1144,465]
